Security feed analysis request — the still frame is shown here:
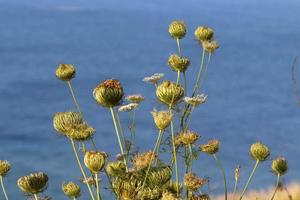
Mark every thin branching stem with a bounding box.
[0,176,8,200]
[116,111,126,152]
[95,173,102,200]
[188,144,193,170]
[185,105,195,131]
[155,130,164,165]
[171,120,179,195]
[270,174,280,200]
[193,44,206,95]
[239,160,260,200]
[176,38,181,56]
[213,154,228,200]
[233,177,238,198]
[70,139,95,200]
[109,107,128,171]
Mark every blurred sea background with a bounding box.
[0,0,300,198]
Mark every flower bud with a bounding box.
[62,181,81,198]
[106,161,126,177]
[250,142,270,161]
[93,79,124,107]
[55,64,76,81]
[0,160,11,177]
[203,40,219,53]
[169,20,186,39]
[156,81,184,106]
[200,139,220,155]
[184,172,207,191]
[194,26,214,42]
[17,172,48,194]
[84,151,108,173]
[151,109,173,131]
[168,54,190,72]
[53,112,83,136]
[272,157,288,176]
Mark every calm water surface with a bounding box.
[0,0,300,198]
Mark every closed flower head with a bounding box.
[156,81,184,106]
[84,151,108,173]
[250,142,270,161]
[168,54,190,72]
[200,139,220,155]
[194,26,214,42]
[0,160,11,176]
[203,40,219,53]
[17,172,48,194]
[55,64,76,81]
[106,161,127,177]
[93,79,124,107]
[169,20,186,39]
[62,181,81,199]
[53,112,83,136]
[272,157,288,176]
[151,109,173,131]
[184,172,207,191]
[67,122,95,141]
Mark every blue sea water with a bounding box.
[0,0,300,199]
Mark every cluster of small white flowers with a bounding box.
[143,73,164,84]
[118,103,139,112]
[125,94,145,103]
[183,94,207,106]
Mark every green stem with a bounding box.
[95,173,102,200]
[192,44,206,95]
[67,81,82,116]
[170,120,179,195]
[155,130,164,165]
[239,160,260,200]
[270,174,280,200]
[185,105,195,131]
[109,107,128,171]
[142,130,162,190]
[176,38,181,56]
[70,139,95,200]
[34,194,38,200]
[0,176,8,200]
[188,144,193,170]
[73,198,76,200]
[233,178,238,198]
[199,52,211,89]
[213,154,228,200]
[116,111,127,152]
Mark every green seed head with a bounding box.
[169,20,186,39]
[67,122,95,141]
[106,161,127,177]
[93,79,124,108]
[62,181,81,198]
[156,81,184,106]
[168,54,190,72]
[84,151,108,173]
[55,64,76,81]
[0,160,11,176]
[200,139,220,155]
[53,112,83,136]
[194,26,214,42]
[17,172,48,195]
[250,142,270,161]
[272,156,288,176]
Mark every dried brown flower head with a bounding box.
[132,151,155,170]
[184,172,207,191]
[200,139,220,155]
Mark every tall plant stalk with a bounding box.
[33,194,39,200]
[270,174,280,200]
[95,173,102,200]
[213,154,228,200]
[0,176,8,200]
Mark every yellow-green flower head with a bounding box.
[194,26,214,42]
[183,94,207,107]
[200,139,220,155]
[156,81,184,106]
[84,151,108,173]
[169,20,186,39]
[93,79,124,107]
[162,191,183,200]
[190,194,210,200]
[53,112,83,136]
[62,181,81,199]
[0,160,11,176]
[17,172,48,194]
[146,166,172,187]
[55,64,76,81]
[112,176,140,200]
[175,130,199,146]
[67,122,95,141]
[168,54,190,72]
[203,40,219,53]
[250,142,270,161]
[151,109,173,131]
[184,172,207,191]
[272,157,288,176]
[125,94,145,103]
[106,161,127,177]
[132,150,155,170]
[164,181,183,195]
[137,187,162,200]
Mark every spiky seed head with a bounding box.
[132,150,155,170]
[190,194,210,200]
[272,157,288,176]
[62,181,81,198]
[143,73,165,85]
[125,94,145,103]
[168,54,190,72]
[67,122,95,141]
[106,161,127,177]
[137,187,162,200]
[194,26,214,42]
[84,151,108,173]
[156,81,184,106]
[183,94,207,106]
[175,130,199,146]
[203,40,219,53]
[151,109,173,131]
[169,20,186,39]
[250,142,270,161]
[17,172,48,194]
[184,172,207,191]
[55,64,76,81]
[93,79,124,107]
[112,177,140,200]
[0,160,11,176]
[118,103,139,112]
[53,112,83,136]
[146,166,172,187]
[200,139,220,155]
